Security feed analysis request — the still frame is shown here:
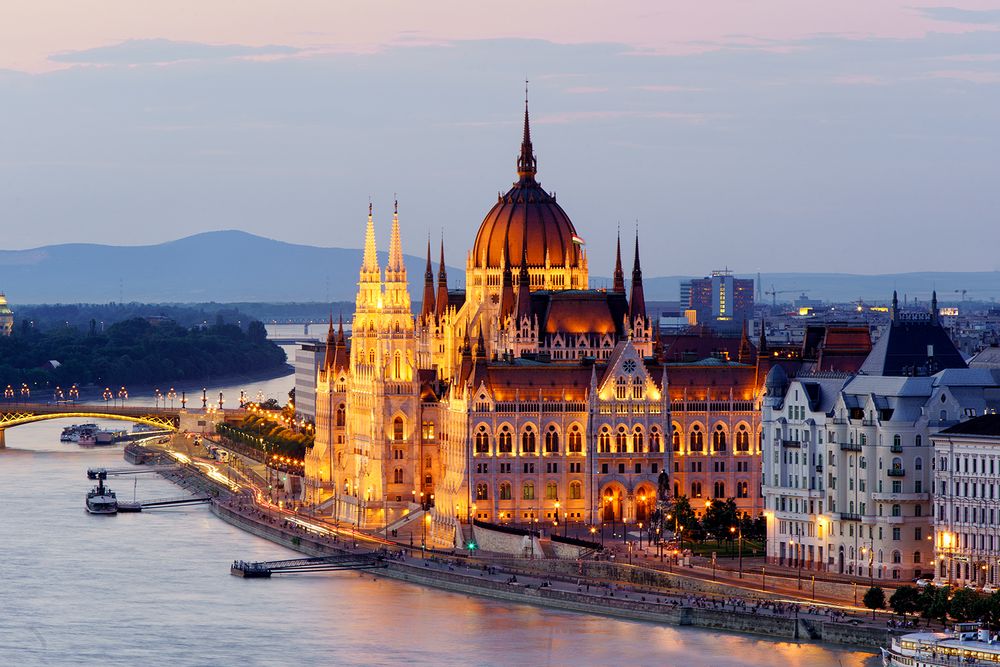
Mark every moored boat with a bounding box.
[85,472,118,515]
[882,623,1000,666]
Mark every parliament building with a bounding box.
[304,100,810,546]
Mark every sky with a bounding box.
[1,1,1000,276]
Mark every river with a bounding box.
[0,370,878,666]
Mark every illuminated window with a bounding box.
[475,426,489,454]
[476,483,489,500]
[498,426,513,453]
[545,425,559,453]
[521,426,536,454]
[545,482,558,500]
[598,427,611,453]
[499,482,512,500]
[568,425,582,453]
[690,425,704,452]
[569,481,582,500]
[422,421,435,441]
[393,416,404,441]
[523,482,535,500]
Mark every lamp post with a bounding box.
[69,384,78,403]
[731,525,744,579]
[638,521,644,550]
[103,387,112,409]
[554,500,560,535]
[21,383,30,403]
[168,388,176,409]
[118,386,127,408]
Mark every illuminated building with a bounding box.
[306,99,666,544]
[931,414,1000,587]
[682,270,754,332]
[0,294,12,336]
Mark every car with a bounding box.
[933,580,951,588]
[983,584,996,593]
[914,578,931,588]
[965,582,980,591]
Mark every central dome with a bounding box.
[471,103,582,269]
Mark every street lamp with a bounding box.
[21,383,30,402]
[554,500,560,534]
[103,387,112,409]
[69,384,79,403]
[168,388,176,409]
[731,525,744,579]
[5,385,13,401]
[118,386,127,407]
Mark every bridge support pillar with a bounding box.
[0,428,5,449]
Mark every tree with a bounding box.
[889,586,921,620]
[702,498,739,544]
[921,586,951,626]
[668,495,698,534]
[982,591,1000,630]
[863,586,886,619]
[950,588,985,623]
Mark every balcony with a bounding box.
[887,468,906,477]
[840,442,862,452]
[871,492,929,502]
[890,444,903,453]
[840,512,862,521]
[815,465,823,473]
[781,439,801,448]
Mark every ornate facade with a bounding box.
[306,101,668,545]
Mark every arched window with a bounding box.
[737,481,749,498]
[893,434,901,448]
[521,426,536,454]
[649,427,661,453]
[713,425,727,452]
[691,481,703,498]
[598,427,611,453]
[545,425,559,454]
[394,351,401,379]
[915,457,923,471]
[476,483,489,500]
[498,426,513,453]
[569,481,582,500]
[672,425,681,452]
[568,425,582,453]
[690,425,704,452]
[892,504,902,517]
[891,457,902,470]
[633,427,644,453]
[892,550,901,564]
[335,404,346,427]
[393,416,404,441]
[393,468,404,484]
[523,482,535,500]
[631,376,643,399]
[616,377,627,400]
[616,426,628,453]
[499,482,512,500]
[713,481,725,498]
[545,481,558,500]
[913,551,922,563]
[736,424,750,451]
[425,474,433,486]
[475,426,490,454]
[673,481,680,498]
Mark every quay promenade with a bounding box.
[149,443,889,651]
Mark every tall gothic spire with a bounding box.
[629,230,646,321]
[362,201,379,274]
[931,290,939,324]
[436,238,449,320]
[516,81,537,181]
[387,198,405,275]
[890,290,899,322]
[421,237,436,321]
[612,228,625,293]
[499,249,516,320]
[758,316,768,353]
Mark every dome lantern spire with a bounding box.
[517,80,537,181]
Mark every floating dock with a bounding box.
[230,553,386,578]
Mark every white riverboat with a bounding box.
[85,472,118,515]
[883,623,1000,666]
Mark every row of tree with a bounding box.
[866,584,1000,627]
[0,317,286,388]
[657,495,767,542]
[217,414,313,460]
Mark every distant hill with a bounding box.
[1,230,997,305]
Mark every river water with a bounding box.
[0,371,878,667]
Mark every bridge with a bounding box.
[0,402,246,447]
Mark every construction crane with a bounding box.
[955,289,967,302]
[764,285,807,308]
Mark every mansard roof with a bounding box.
[938,414,1000,437]
[524,289,628,337]
[859,316,965,377]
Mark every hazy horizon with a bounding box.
[2,1,999,275]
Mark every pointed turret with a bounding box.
[475,326,486,359]
[386,199,405,278]
[758,317,768,354]
[499,250,516,320]
[628,231,646,321]
[420,237,436,322]
[362,202,379,274]
[325,314,348,374]
[738,319,753,364]
[436,239,449,320]
[612,230,625,293]
[516,236,532,322]
[931,290,939,324]
[516,83,537,182]
[323,314,336,369]
[890,290,899,322]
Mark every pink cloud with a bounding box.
[563,86,608,94]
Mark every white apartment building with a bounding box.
[763,368,1000,582]
[931,411,1000,587]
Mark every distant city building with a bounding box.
[0,293,12,336]
[293,342,324,421]
[931,414,1000,586]
[762,299,1000,582]
[681,270,754,333]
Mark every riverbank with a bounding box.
[154,456,884,654]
